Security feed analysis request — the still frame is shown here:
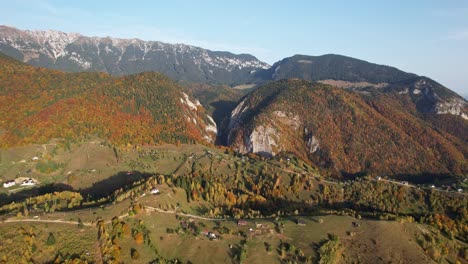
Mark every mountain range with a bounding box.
[0,25,467,177]
[0,25,269,85]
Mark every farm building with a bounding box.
[21,178,35,186]
[3,180,16,188]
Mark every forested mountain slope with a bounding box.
[0,53,217,147]
[227,79,468,177]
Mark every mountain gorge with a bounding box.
[0,25,269,85]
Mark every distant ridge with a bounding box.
[0,25,269,85]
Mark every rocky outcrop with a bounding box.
[240,125,279,157]
[179,92,217,143]
[433,98,468,120]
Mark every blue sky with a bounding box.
[1,0,468,95]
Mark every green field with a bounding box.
[2,205,462,263]
[0,142,466,263]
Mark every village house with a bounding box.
[21,178,35,186]
[3,180,16,188]
[200,230,217,239]
[207,232,217,239]
[237,220,248,226]
[151,188,160,194]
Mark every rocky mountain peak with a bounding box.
[0,25,269,85]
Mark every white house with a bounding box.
[3,180,16,188]
[32,156,39,161]
[21,178,35,186]
[150,188,160,194]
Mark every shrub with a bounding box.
[46,232,56,246]
[134,232,144,244]
[131,248,140,260]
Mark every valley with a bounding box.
[0,140,466,263]
[0,22,466,264]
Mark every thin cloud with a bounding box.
[34,0,92,18]
[447,30,468,40]
[430,7,468,18]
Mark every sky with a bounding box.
[1,0,468,95]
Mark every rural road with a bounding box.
[0,206,225,228]
[2,218,94,227]
[144,206,225,221]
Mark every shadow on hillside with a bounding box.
[340,170,458,184]
[1,169,459,218]
[79,171,153,200]
[0,183,73,207]
[0,171,154,207]
[191,204,211,216]
[210,100,238,145]
[340,171,368,180]
[389,173,457,184]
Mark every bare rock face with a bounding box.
[242,125,279,157]
[408,79,468,119]
[433,98,468,120]
[227,100,281,157]
[307,135,320,154]
[227,98,248,132]
[179,92,217,143]
[228,109,304,157]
